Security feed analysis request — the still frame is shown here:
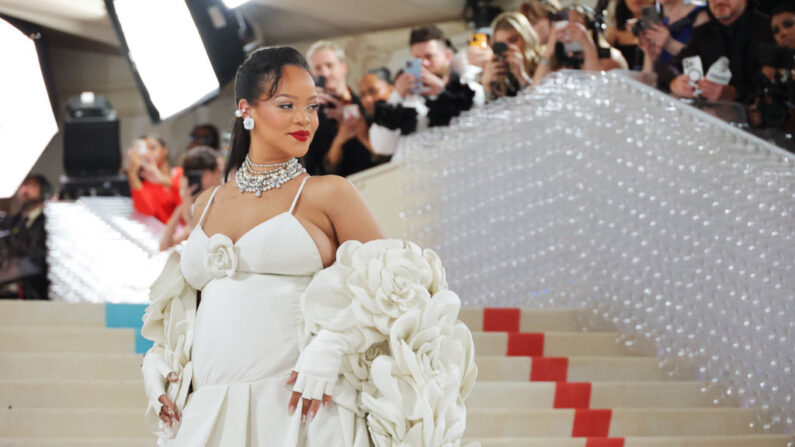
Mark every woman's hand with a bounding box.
[158,371,180,427]
[638,31,662,63]
[482,54,509,93]
[643,24,672,54]
[286,371,332,423]
[504,43,531,87]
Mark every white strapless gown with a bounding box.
[172,177,365,446]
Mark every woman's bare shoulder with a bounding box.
[303,174,358,201]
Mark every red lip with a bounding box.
[289,131,310,142]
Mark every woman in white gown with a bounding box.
[146,46,382,446]
[141,46,477,447]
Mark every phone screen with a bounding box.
[404,58,422,94]
[187,170,203,196]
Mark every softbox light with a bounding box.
[222,0,251,8]
[0,18,58,199]
[105,0,245,123]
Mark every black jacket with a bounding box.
[0,208,48,300]
[658,6,774,103]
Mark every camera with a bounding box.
[491,42,522,97]
[631,6,662,36]
[749,44,795,128]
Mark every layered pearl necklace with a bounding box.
[235,155,306,197]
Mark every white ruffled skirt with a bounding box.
[166,274,367,447]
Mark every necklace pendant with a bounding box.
[254,190,262,197]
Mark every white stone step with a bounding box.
[0,438,157,447]
[467,381,730,409]
[0,328,134,353]
[466,436,793,447]
[0,302,104,328]
[0,439,154,447]
[472,332,632,357]
[0,408,150,438]
[476,356,669,382]
[464,408,762,437]
[0,354,141,381]
[0,380,145,409]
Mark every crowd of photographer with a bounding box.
[117,0,795,254]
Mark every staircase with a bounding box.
[0,301,791,446]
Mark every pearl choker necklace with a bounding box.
[235,155,306,197]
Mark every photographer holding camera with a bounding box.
[482,12,541,99]
[663,0,774,103]
[0,175,50,300]
[747,1,795,130]
[369,26,485,156]
[533,6,611,84]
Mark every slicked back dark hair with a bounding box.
[409,25,446,46]
[224,46,311,181]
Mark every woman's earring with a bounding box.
[243,116,255,130]
[234,109,243,118]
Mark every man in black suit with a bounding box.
[661,0,774,103]
[0,174,50,300]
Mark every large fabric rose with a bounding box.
[342,240,440,334]
[204,234,238,278]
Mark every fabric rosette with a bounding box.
[203,233,238,278]
[300,239,478,447]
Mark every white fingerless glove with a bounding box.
[292,329,351,400]
[142,349,171,412]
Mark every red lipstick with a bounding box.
[289,131,310,142]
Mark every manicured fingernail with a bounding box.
[323,400,329,407]
[308,410,315,422]
[288,404,296,415]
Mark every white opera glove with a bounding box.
[142,349,171,412]
[291,329,352,400]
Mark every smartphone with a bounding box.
[469,32,489,49]
[186,170,203,196]
[404,58,422,94]
[640,6,662,27]
[492,41,508,57]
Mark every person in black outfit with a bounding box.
[0,174,50,300]
[304,41,374,177]
[662,0,774,103]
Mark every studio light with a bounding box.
[221,0,251,8]
[0,18,57,199]
[106,0,220,121]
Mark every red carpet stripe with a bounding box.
[530,357,569,381]
[572,409,612,437]
[507,332,545,356]
[554,382,592,409]
[483,307,520,332]
[585,438,625,447]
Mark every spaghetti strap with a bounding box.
[288,176,310,214]
[198,186,222,226]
